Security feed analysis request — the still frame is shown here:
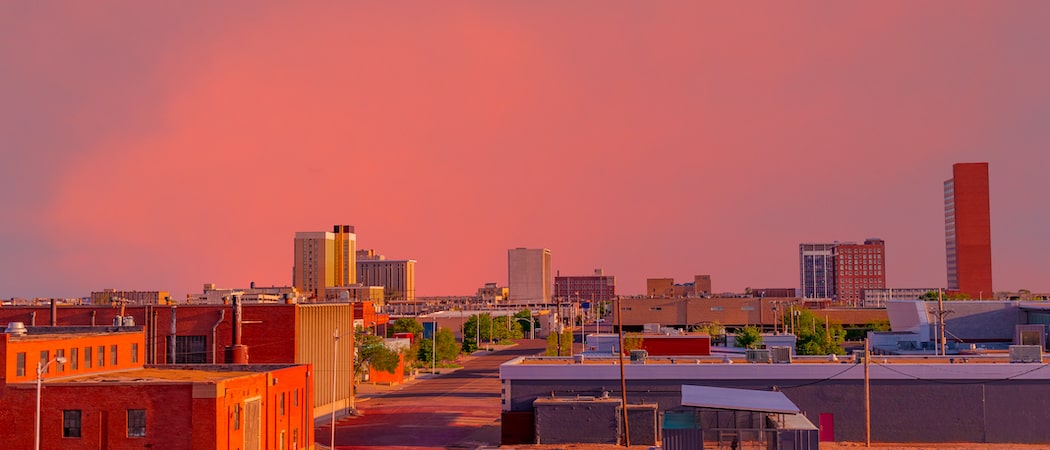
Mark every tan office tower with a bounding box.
[508,248,552,305]
[357,257,417,301]
[293,225,357,300]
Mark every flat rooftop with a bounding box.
[31,364,299,385]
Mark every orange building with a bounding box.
[0,326,313,450]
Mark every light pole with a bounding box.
[514,317,534,340]
[36,356,67,450]
[432,318,437,374]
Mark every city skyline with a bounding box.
[2,4,1049,300]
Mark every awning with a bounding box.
[681,385,801,414]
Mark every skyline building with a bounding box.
[554,269,616,301]
[799,243,837,299]
[293,225,356,300]
[945,162,993,299]
[834,238,887,306]
[508,248,552,305]
[356,249,416,301]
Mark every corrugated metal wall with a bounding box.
[296,303,354,417]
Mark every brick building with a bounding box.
[945,162,993,298]
[554,269,616,301]
[0,327,313,449]
[0,303,353,419]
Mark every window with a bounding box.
[98,346,105,367]
[131,343,139,363]
[279,392,286,416]
[84,347,92,369]
[40,351,50,374]
[293,389,299,407]
[70,348,78,370]
[233,403,241,430]
[63,410,82,437]
[16,352,26,377]
[166,336,208,363]
[111,345,118,365]
[127,409,146,437]
[57,349,66,372]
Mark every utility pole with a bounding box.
[864,338,871,447]
[938,288,947,356]
[616,295,630,447]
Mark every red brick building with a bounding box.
[834,238,887,306]
[0,303,354,419]
[0,327,313,449]
[945,162,993,299]
[555,270,616,301]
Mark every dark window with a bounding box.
[233,403,241,430]
[98,346,105,367]
[166,336,208,363]
[293,389,299,407]
[16,352,25,376]
[40,351,50,374]
[111,345,118,365]
[131,343,139,363]
[279,392,285,416]
[56,349,66,372]
[70,348,79,370]
[84,347,92,369]
[127,409,146,437]
[63,410,81,438]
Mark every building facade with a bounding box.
[554,269,616,301]
[834,239,887,306]
[293,225,356,300]
[800,243,837,299]
[507,248,552,305]
[862,288,939,308]
[357,257,416,301]
[945,162,993,298]
[0,328,313,450]
[90,289,171,305]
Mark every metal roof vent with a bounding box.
[5,322,27,336]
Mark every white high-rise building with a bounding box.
[508,248,552,305]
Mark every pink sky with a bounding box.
[2,3,1048,300]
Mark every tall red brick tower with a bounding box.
[944,162,992,299]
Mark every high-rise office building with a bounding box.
[554,269,616,301]
[356,250,416,301]
[508,248,552,305]
[945,162,993,299]
[800,240,887,304]
[800,243,837,299]
[293,225,356,300]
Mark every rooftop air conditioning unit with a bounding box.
[630,349,648,364]
[643,323,661,334]
[770,346,792,364]
[1009,345,1043,363]
[745,349,770,363]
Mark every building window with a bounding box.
[40,351,50,374]
[131,343,139,363]
[57,349,66,372]
[63,410,82,438]
[98,346,105,367]
[280,392,286,416]
[166,336,208,363]
[16,352,26,377]
[70,348,78,370]
[233,404,241,430]
[84,347,92,369]
[127,409,146,437]
[293,389,299,407]
[111,345,118,365]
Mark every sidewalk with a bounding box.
[355,343,517,402]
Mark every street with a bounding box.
[319,339,547,449]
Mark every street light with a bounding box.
[36,355,67,450]
[331,328,357,448]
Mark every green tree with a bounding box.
[692,321,726,336]
[545,328,574,356]
[622,333,644,354]
[391,318,424,338]
[356,333,401,376]
[734,326,763,349]
[435,327,460,361]
[792,309,846,355]
[513,309,537,335]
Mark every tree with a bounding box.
[435,328,460,362]
[692,321,726,336]
[622,333,644,354]
[513,309,537,335]
[792,309,846,355]
[545,328,574,356]
[734,326,763,349]
[356,333,401,376]
[391,318,424,338]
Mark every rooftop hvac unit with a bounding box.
[630,349,648,364]
[643,323,661,333]
[770,346,792,364]
[1009,345,1043,363]
[4,322,27,336]
[745,349,770,363]
[122,316,135,327]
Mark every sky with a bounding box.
[2,2,1049,300]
